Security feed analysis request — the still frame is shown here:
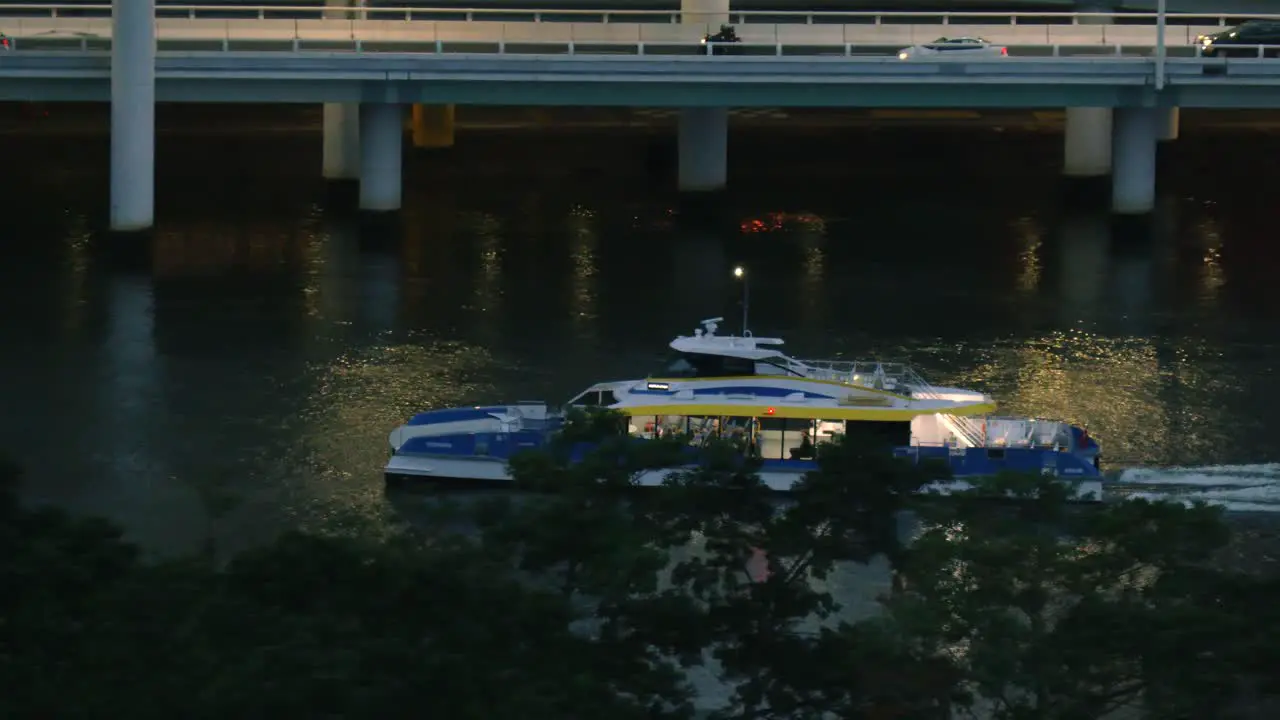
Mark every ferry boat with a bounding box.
[385,318,1104,501]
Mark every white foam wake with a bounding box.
[1117,463,1280,487]
[1113,463,1280,512]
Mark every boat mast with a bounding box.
[733,265,749,335]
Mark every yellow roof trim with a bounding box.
[613,402,998,422]
[645,374,913,401]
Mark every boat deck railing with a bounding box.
[794,358,989,448]
[790,358,929,391]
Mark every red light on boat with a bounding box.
[765,407,776,415]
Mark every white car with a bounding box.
[897,37,1008,60]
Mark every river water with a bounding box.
[1,107,1279,559]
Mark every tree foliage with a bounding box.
[0,451,691,719]
[3,419,1280,720]
[883,472,1272,720]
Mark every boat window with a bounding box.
[655,414,687,437]
[846,420,911,449]
[816,419,846,441]
[687,415,720,444]
[754,359,803,377]
[757,417,816,460]
[629,416,661,439]
[568,390,608,406]
[654,351,756,378]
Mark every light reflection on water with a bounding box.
[1,130,1279,553]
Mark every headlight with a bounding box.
[898,51,909,59]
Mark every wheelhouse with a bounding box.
[651,350,804,379]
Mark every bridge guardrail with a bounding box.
[0,3,1278,27]
[6,31,1280,59]
[0,17,1240,49]
[0,51,1265,76]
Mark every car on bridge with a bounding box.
[1198,20,1280,58]
[897,37,1008,61]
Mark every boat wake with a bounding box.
[1110,463,1280,512]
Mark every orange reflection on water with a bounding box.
[738,212,826,234]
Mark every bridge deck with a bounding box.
[0,16,1237,49]
[3,52,1279,110]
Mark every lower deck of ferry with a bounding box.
[627,412,1087,460]
[385,404,1102,499]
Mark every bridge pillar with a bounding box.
[1112,107,1158,215]
[1063,107,1112,178]
[110,0,155,233]
[1156,107,1180,142]
[411,104,456,149]
[1074,1,1116,23]
[1061,6,1113,180]
[321,1,360,183]
[359,103,404,213]
[323,104,361,182]
[681,0,729,27]
[677,0,729,193]
[678,108,728,193]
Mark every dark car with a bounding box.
[701,24,741,56]
[1198,20,1280,58]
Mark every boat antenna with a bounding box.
[733,265,749,336]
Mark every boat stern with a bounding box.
[384,402,559,487]
[1067,424,1102,470]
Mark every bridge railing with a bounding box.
[7,30,1279,59]
[1,3,1279,27]
[0,16,1241,49]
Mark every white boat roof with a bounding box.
[669,317,789,360]
[582,377,996,422]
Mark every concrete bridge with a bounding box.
[2,1,1276,231]
[0,14,1252,50]
[2,0,1276,13]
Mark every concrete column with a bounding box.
[1112,107,1158,215]
[411,104,456,149]
[322,0,359,182]
[678,108,728,192]
[678,0,730,193]
[681,0,729,27]
[1074,1,1115,24]
[323,103,360,181]
[1063,107,1112,178]
[1156,107,1180,142]
[359,103,403,212]
[1061,5,1113,180]
[110,0,156,233]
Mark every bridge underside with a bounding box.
[5,77,1280,109]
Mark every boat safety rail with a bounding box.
[793,359,935,394]
[0,4,1271,28]
[904,373,988,449]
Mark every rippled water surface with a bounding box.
[1,110,1279,556]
